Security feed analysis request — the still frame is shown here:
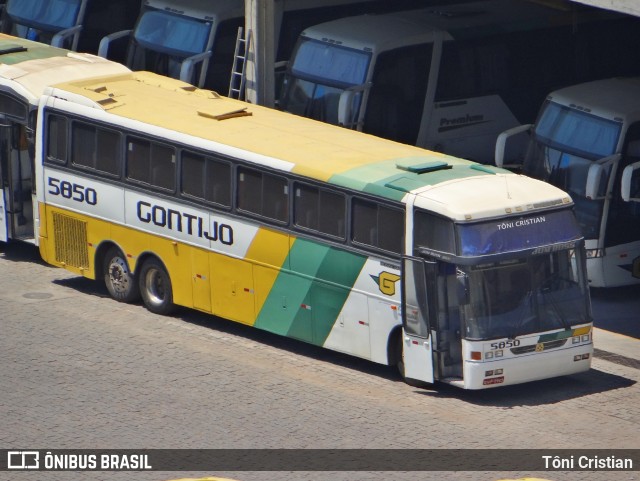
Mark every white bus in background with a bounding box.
[97,0,431,93]
[0,0,139,53]
[278,0,640,164]
[495,77,640,288]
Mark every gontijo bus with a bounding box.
[0,34,130,244]
[34,70,592,389]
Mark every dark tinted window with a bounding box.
[294,183,346,239]
[414,211,456,254]
[237,167,288,223]
[352,198,403,254]
[181,151,231,207]
[0,93,27,121]
[47,115,68,163]
[71,122,120,175]
[126,136,175,190]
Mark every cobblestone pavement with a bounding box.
[1,242,638,481]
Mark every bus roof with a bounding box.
[0,34,130,106]
[299,0,615,53]
[45,70,571,221]
[546,77,640,125]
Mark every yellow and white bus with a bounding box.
[32,65,593,389]
[0,34,130,244]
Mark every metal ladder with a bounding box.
[228,27,250,100]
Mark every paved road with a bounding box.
[0,242,638,481]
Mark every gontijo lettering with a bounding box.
[136,201,234,245]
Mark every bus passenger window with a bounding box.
[72,123,120,175]
[47,115,68,163]
[294,183,345,239]
[95,129,120,175]
[237,167,289,223]
[181,151,231,207]
[352,198,403,254]
[126,136,175,191]
[181,151,206,199]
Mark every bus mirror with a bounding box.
[338,90,356,128]
[494,124,532,169]
[586,153,621,200]
[338,83,370,130]
[621,161,640,202]
[585,164,605,200]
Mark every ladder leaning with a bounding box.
[228,27,251,100]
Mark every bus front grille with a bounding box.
[511,339,568,355]
[52,212,89,270]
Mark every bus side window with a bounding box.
[294,183,346,239]
[352,198,403,254]
[47,114,68,164]
[364,44,431,145]
[237,167,289,223]
[71,122,120,175]
[181,150,231,208]
[126,136,175,191]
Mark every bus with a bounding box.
[495,77,640,288]
[97,0,431,94]
[0,0,139,54]
[277,0,640,164]
[0,34,130,244]
[33,67,593,389]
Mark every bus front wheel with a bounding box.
[103,247,140,303]
[139,258,175,315]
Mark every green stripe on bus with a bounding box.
[329,160,504,201]
[254,238,367,346]
[0,38,67,64]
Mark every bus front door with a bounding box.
[0,121,33,242]
[401,257,436,384]
[0,121,11,242]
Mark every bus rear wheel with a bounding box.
[139,258,175,315]
[103,247,140,303]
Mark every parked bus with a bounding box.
[278,0,640,163]
[97,0,431,93]
[495,77,640,288]
[0,0,139,54]
[0,34,130,244]
[621,158,640,283]
[32,66,592,389]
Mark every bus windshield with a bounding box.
[462,249,590,340]
[7,0,81,32]
[134,10,211,57]
[522,102,622,240]
[281,38,371,124]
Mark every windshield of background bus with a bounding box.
[283,39,370,123]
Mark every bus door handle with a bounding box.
[405,337,430,349]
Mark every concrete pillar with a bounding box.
[245,0,276,106]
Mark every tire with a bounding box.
[103,247,140,303]
[139,258,175,315]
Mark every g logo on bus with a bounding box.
[633,256,640,279]
[371,271,401,296]
[535,343,545,352]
